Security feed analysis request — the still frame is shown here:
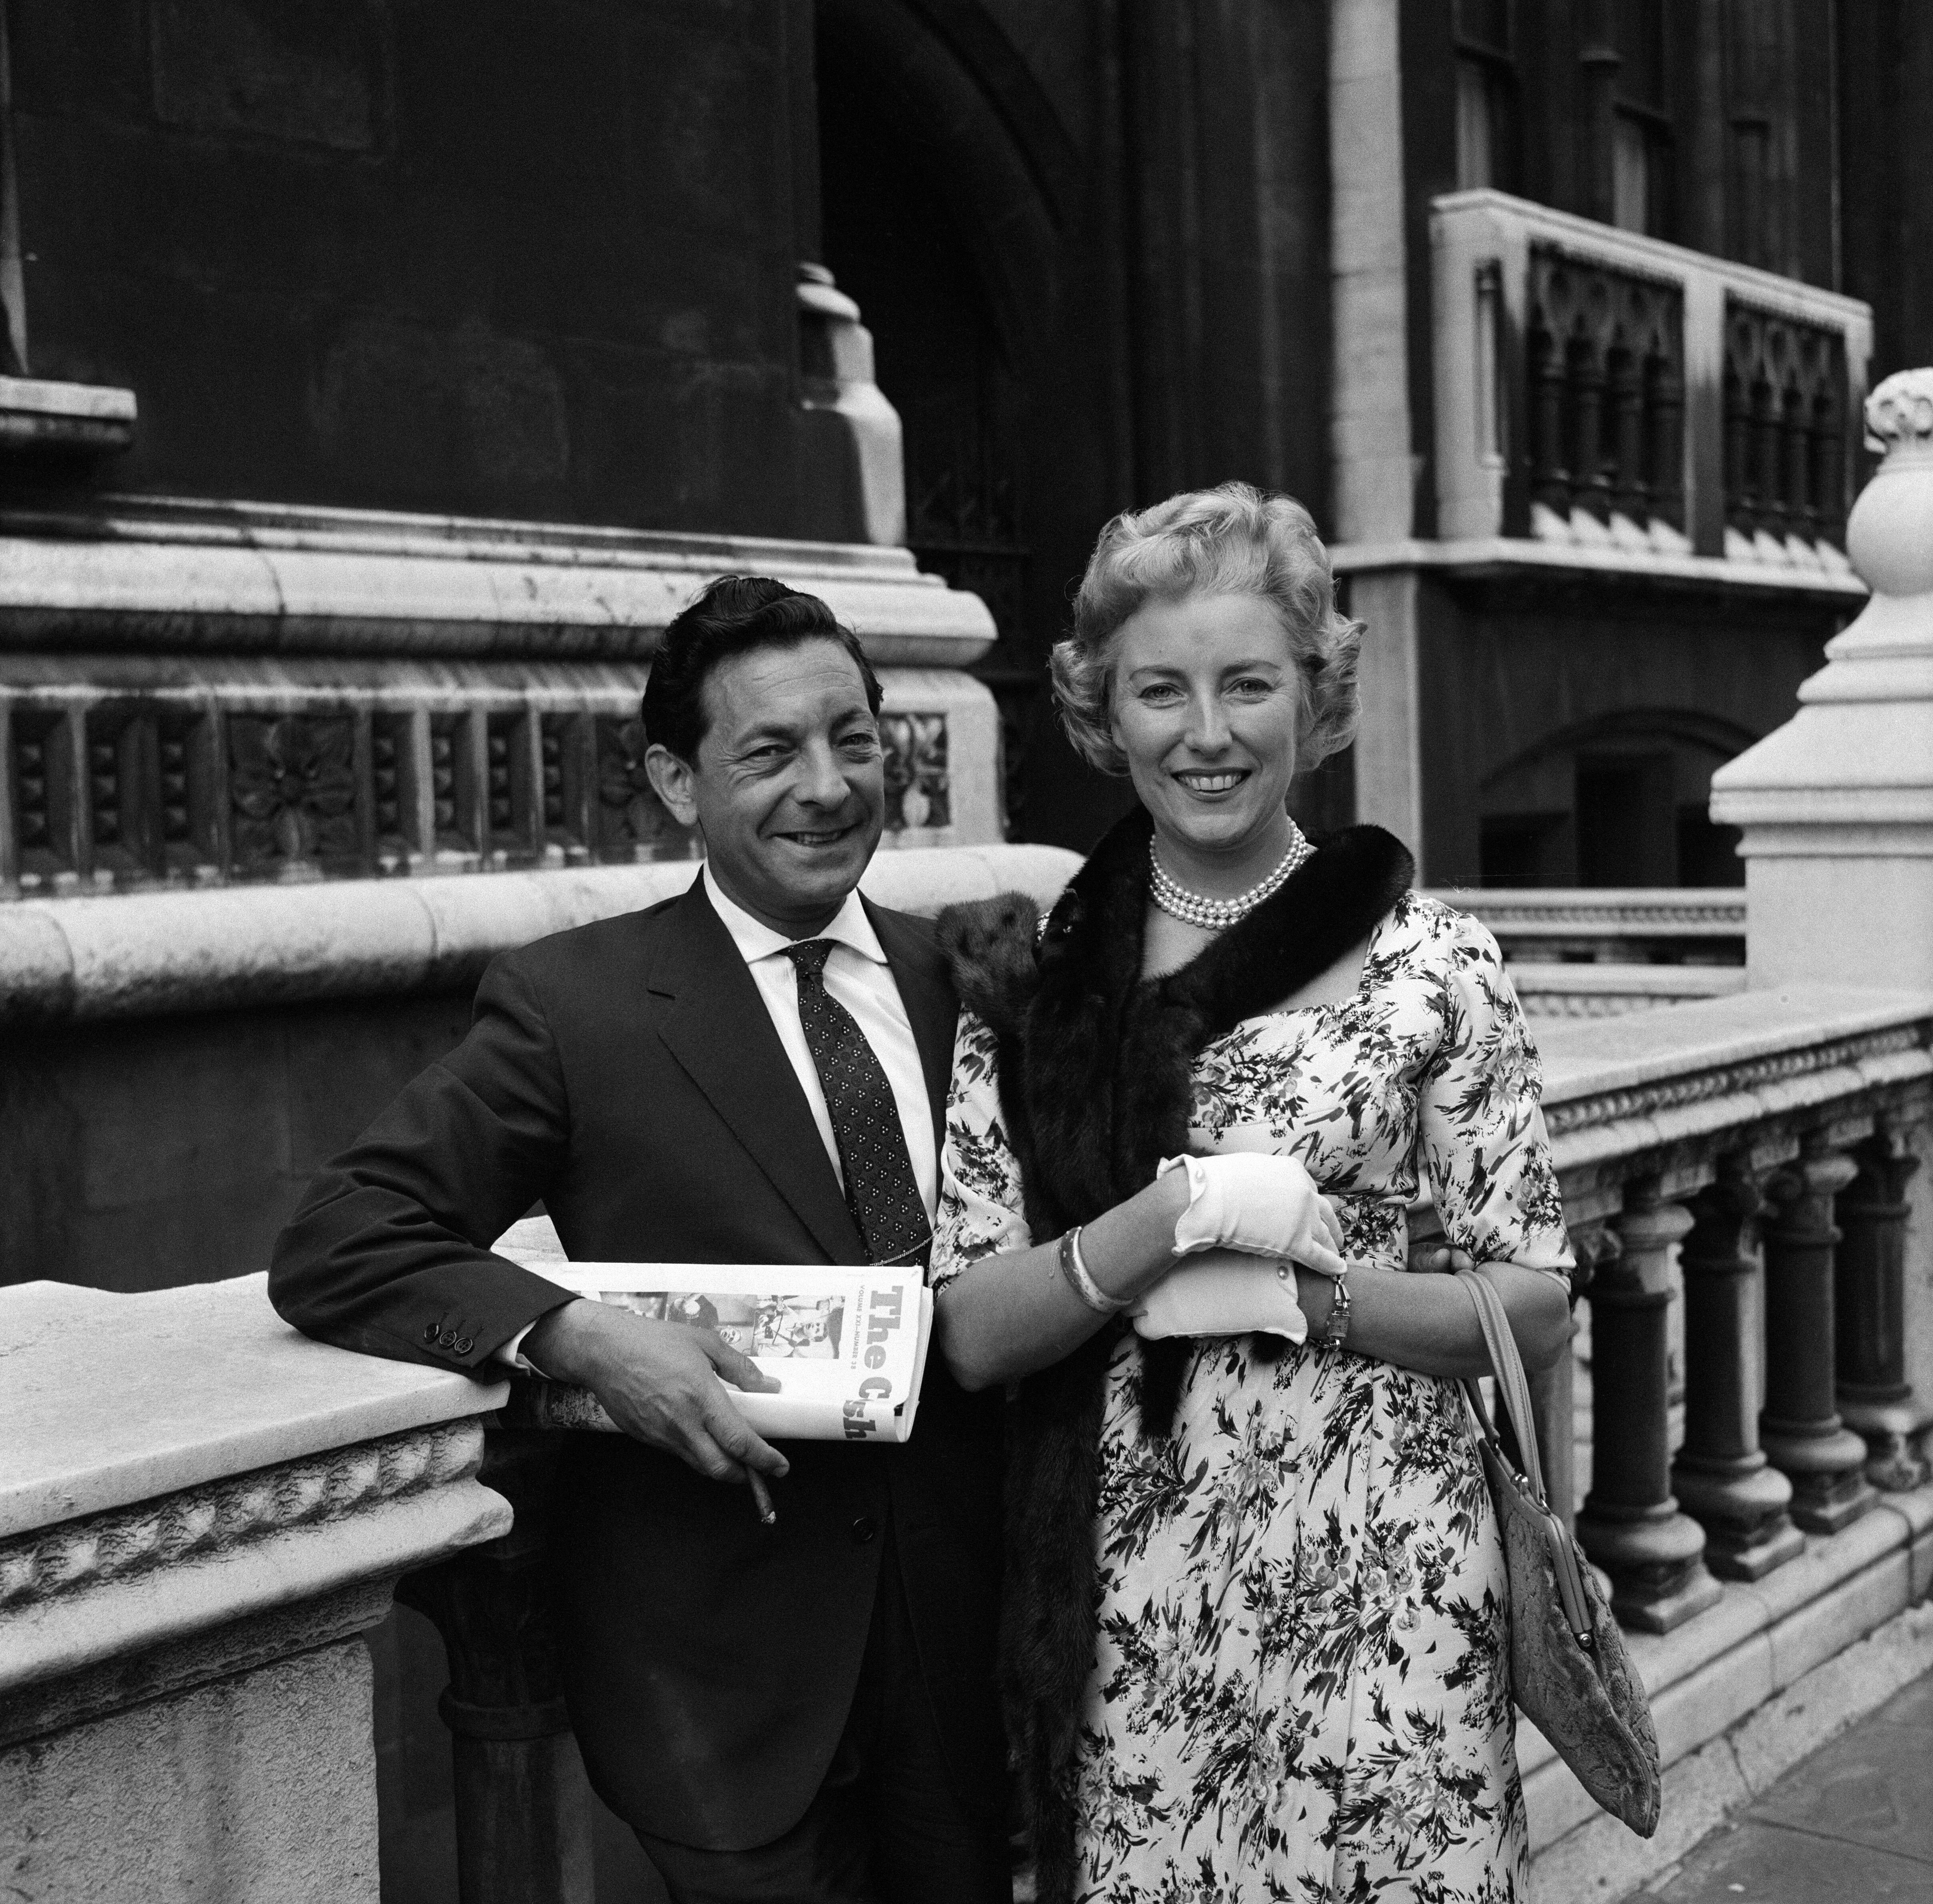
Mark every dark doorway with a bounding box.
[814,29,1039,838]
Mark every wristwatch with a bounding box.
[1312,1264,1352,1350]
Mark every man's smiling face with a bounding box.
[646,638,886,936]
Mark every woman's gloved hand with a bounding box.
[1158,1151,1347,1279]
[1131,1250,1309,1343]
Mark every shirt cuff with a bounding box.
[496,1322,551,1378]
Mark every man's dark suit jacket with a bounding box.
[269,880,1006,1851]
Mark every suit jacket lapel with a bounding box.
[867,898,960,1157]
[647,882,865,1265]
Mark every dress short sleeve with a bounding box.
[1418,908,1574,1285]
[931,1008,1034,1290]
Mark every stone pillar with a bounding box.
[397,1435,593,1904]
[0,1274,513,1904]
[1670,1156,1805,1578]
[1835,1119,1931,1490]
[1576,1179,1723,1631]
[1760,1139,1878,1533]
[1710,363,1933,1442]
[1710,368,1933,988]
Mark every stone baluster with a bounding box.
[1759,1138,1878,1533]
[1529,321,1572,518]
[1835,1120,1930,1491]
[1670,1156,1805,1578]
[398,1433,593,1904]
[1576,1178,1722,1631]
[1648,347,1685,531]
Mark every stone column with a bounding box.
[398,1434,593,1904]
[1670,1156,1805,1578]
[1576,1179,1722,1631]
[1835,1119,1930,1490]
[1760,1139,1878,1532]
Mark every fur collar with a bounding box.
[935,807,1412,1904]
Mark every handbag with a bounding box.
[1458,1268,1662,1837]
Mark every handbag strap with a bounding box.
[1457,1267,1550,1509]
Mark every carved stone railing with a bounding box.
[0,496,1004,899]
[0,1273,511,1900]
[1429,886,1746,965]
[1432,189,1871,572]
[1530,988,1932,1630]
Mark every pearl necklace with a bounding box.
[1149,823,1314,931]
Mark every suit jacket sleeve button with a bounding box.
[438,1331,458,1349]
[454,1336,474,1355]
[850,1516,878,1545]
[422,1323,440,1343]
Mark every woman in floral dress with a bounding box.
[930,485,1574,1904]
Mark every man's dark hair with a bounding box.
[642,575,883,763]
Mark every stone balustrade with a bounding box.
[0,1274,512,1902]
[1430,188,1872,569]
[1531,987,1933,1630]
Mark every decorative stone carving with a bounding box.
[593,715,689,860]
[879,713,950,831]
[229,714,360,870]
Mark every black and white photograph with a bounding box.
[3,3,1932,1902]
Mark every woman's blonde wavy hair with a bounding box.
[1051,482,1362,777]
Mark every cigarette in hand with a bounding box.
[748,1470,777,1526]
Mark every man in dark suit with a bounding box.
[270,578,1008,1904]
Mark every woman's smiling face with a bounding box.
[1107,591,1305,865]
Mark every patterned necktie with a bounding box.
[784,940,929,1267]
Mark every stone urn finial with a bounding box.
[1863,367,1933,463]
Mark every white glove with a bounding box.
[1131,1255,1309,1343]
[1158,1152,1347,1278]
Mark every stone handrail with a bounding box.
[1430,189,1872,569]
[0,842,1084,1024]
[0,1274,512,1898]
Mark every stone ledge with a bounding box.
[0,493,997,666]
[0,1275,507,1535]
[1521,1478,1933,1855]
[1538,985,1933,1149]
[0,842,1083,1024]
[1427,887,1746,936]
[1529,1595,1933,1902]
[1511,963,1746,1018]
[0,375,137,456]
[1330,534,1869,602]
[0,1475,503,1740]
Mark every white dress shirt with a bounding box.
[498,866,936,1369]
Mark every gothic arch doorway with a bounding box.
[813,2,1066,837]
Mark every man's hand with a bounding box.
[524,1299,791,1488]
[1414,1245,1477,1276]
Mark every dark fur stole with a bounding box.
[934,806,1412,1904]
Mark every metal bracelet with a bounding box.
[1059,1225,1130,1314]
[1314,1267,1353,1350]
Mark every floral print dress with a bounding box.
[933,894,1573,1904]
